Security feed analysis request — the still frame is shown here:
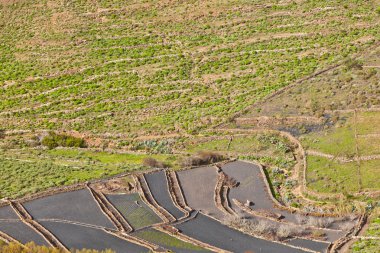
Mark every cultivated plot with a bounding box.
[134,228,210,253]
[222,161,351,242]
[23,189,115,229]
[0,205,48,245]
[176,213,308,253]
[0,205,18,220]
[177,166,224,218]
[222,161,298,222]
[39,221,148,253]
[0,221,49,246]
[106,193,162,230]
[144,171,185,219]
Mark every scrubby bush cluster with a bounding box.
[181,151,224,167]
[133,140,172,154]
[295,214,335,228]
[0,242,114,253]
[41,132,87,149]
[142,157,167,168]
[223,216,304,240]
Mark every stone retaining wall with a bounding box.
[132,174,174,223]
[0,230,20,245]
[87,185,132,232]
[9,201,68,251]
[164,170,191,218]
[329,214,367,253]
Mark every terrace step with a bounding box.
[9,201,68,251]
[214,171,236,216]
[165,170,192,217]
[233,199,283,222]
[0,230,21,245]
[106,230,165,252]
[87,186,133,233]
[133,174,176,223]
[158,223,231,253]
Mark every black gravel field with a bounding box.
[23,189,115,229]
[145,171,185,219]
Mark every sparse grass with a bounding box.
[110,193,162,230]
[302,119,356,157]
[134,228,208,252]
[303,111,380,195]
[307,155,360,194]
[360,160,380,191]
[242,48,380,120]
[355,111,380,135]
[357,136,380,156]
[0,154,134,198]
[301,111,380,157]
[187,134,293,158]
[186,138,231,153]
[0,148,182,198]
[307,155,380,194]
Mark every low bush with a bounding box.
[41,132,87,149]
[306,216,335,228]
[223,216,305,240]
[0,242,114,253]
[181,151,224,167]
[142,157,166,168]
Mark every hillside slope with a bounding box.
[1,0,379,136]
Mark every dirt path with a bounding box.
[306,150,380,162]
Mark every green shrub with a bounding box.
[41,132,87,149]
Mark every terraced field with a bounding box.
[1,0,379,252]
[176,213,309,253]
[39,221,148,253]
[133,228,210,253]
[1,0,379,136]
[0,161,359,253]
[144,171,185,220]
[0,205,48,246]
[106,193,162,230]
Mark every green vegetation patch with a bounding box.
[355,111,380,135]
[360,160,380,191]
[47,149,175,166]
[0,155,135,198]
[307,155,360,194]
[302,111,380,157]
[41,132,87,149]
[357,136,380,156]
[0,148,178,198]
[351,214,380,253]
[302,121,356,157]
[0,0,378,135]
[307,156,380,194]
[109,193,162,230]
[134,228,208,252]
[187,134,293,158]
